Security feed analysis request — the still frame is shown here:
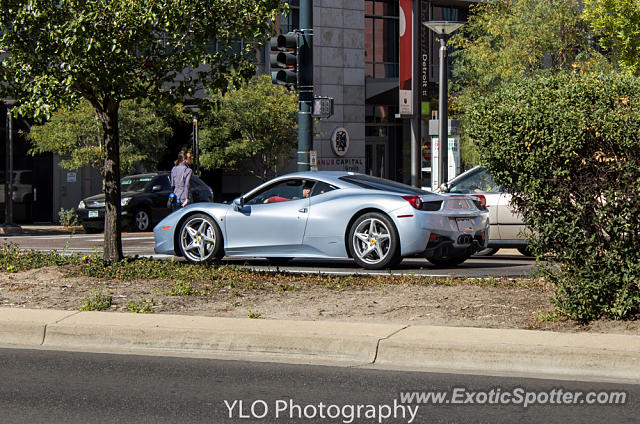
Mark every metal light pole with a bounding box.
[422,21,464,188]
[185,105,200,175]
[2,98,22,234]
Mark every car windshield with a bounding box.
[339,174,430,195]
[449,168,502,194]
[121,176,153,192]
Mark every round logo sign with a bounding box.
[331,127,349,157]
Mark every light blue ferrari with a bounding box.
[153,171,490,269]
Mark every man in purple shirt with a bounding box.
[170,152,192,212]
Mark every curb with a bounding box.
[1,308,639,382]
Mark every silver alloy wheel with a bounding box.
[352,217,392,265]
[135,210,150,231]
[180,216,217,262]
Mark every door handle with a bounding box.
[298,208,307,213]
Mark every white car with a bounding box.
[440,166,531,256]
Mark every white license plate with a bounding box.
[88,210,99,218]
[456,218,474,232]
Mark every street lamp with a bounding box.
[1,98,22,234]
[184,104,200,175]
[422,21,464,188]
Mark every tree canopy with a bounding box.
[582,0,640,76]
[27,99,177,175]
[0,0,285,261]
[450,0,610,166]
[451,0,594,94]
[199,75,298,182]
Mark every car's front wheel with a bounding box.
[133,209,151,232]
[348,212,400,269]
[178,213,224,264]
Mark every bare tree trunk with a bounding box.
[97,99,123,262]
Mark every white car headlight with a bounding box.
[121,197,131,207]
[77,200,86,209]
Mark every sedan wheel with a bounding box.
[134,209,151,232]
[178,213,224,263]
[348,212,400,269]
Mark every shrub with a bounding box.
[58,208,79,227]
[464,72,640,321]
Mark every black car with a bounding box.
[76,172,213,233]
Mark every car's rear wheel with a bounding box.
[133,209,151,232]
[474,247,499,256]
[427,253,470,267]
[178,213,224,264]
[348,212,400,270]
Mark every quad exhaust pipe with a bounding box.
[457,234,473,245]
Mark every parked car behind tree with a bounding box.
[77,172,213,233]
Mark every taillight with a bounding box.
[402,195,423,209]
[471,194,486,209]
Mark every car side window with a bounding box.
[450,169,501,194]
[245,179,306,205]
[310,181,337,197]
[156,175,172,191]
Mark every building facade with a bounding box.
[269,0,471,188]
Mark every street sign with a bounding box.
[312,97,333,118]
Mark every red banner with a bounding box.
[399,0,413,115]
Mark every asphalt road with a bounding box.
[0,348,636,424]
[2,231,536,278]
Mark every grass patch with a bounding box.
[79,289,113,311]
[247,307,261,319]
[0,242,548,296]
[127,297,156,313]
[168,281,195,296]
[536,311,561,323]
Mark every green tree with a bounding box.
[27,99,175,175]
[452,0,591,93]
[199,75,298,181]
[0,0,285,261]
[582,0,640,75]
[450,0,607,166]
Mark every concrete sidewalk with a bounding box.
[0,308,638,383]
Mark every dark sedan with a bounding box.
[77,172,213,233]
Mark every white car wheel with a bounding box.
[178,213,223,263]
[348,212,400,269]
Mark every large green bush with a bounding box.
[464,72,640,321]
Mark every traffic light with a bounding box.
[270,32,298,87]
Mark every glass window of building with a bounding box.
[365,0,399,79]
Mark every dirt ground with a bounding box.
[0,266,639,335]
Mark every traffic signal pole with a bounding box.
[297,0,313,172]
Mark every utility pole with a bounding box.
[297,0,313,172]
